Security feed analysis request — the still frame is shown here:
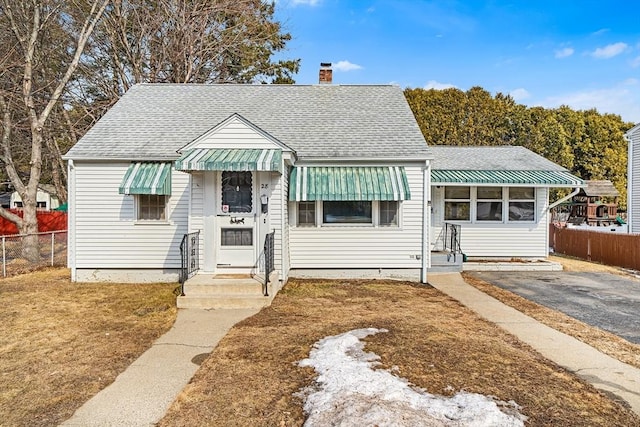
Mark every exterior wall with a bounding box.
[270,167,289,282]
[628,125,640,233]
[186,116,282,150]
[11,189,60,210]
[72,162,189,281]
[431,185,550,258]
[288,166,424,269]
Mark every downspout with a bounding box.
[625,133,632,234]
[67,159,76,281]
[547,186,581,256]
[421,161,430,284]
[280,159,287,284]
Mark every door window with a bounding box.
[221,171,252,213]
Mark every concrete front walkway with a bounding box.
[61,308,259,427]
[429,273,640,416]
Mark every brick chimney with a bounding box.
[319,62,332,84]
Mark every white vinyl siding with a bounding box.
[432,186,550,258]
[270,167,288,276]
[288,166,424,269]
[628,126,640,233]
[73,162,189,268]
[186,117,281,150]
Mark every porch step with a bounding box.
[177,273,278,309]
[428,251,463,273]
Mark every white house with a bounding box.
[63,75,583,302]
[11,184,60,210]
[626,123,640,233]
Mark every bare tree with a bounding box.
[0,0,108,260]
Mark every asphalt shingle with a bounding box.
[429,146,569,171]
[65,84,432,161]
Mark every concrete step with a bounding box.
[182,281,265,295]
[177,294,274,309]
[429,251,463,273]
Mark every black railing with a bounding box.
[443,222,462,262]
[263,231,275,296]
[179,231,200,294]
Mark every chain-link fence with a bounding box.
[1,231,67,277]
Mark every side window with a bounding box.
[137,194,167,220]
[297,201,316,226]
[509,187,536,221]
[476,187,503,221]
[221,171,252,213]
[379,201,399,226]
[444,187,470,221]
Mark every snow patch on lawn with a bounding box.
[298,328,526,427]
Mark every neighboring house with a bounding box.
[64,75,583,288]
[429,146,583,258]
[626,123,640,233]
[11,184,60,211]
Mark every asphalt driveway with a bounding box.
[467,271,640,344]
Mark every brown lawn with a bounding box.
[159,278,640,427]
[464,254,640,370]
[0,268,177,427]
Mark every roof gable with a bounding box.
[179,113,293,153]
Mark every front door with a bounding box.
[217,171,256,268]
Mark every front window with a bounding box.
[323,201,372,224]
[379,201,399,226]
[298,201,316,226]
[509,187,535,221]
[221,228,253,246]
[138,194,167,220]
[221,171,252,213]
[444,186,470,221]
[476,187,503,221]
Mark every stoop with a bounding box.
[177,273,278,309]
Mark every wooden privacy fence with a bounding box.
[550,224,640,271]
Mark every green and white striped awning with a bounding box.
[119,162,172,195]
[431,170,584,187]
[175,148,282,173]
[289,166,411,201]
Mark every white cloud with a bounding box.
[510,88,531,101]
[424,80,457,90]
[631,56,640,68]
[540,79,640,123]
[333,60,363,72]
[590,42,628,59]
[592,28,610,36]
[555,47,574,59]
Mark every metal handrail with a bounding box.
[179,231,200,294]
[443,222,461,262]
[263,231,275,296]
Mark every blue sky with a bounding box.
[274,0,640,123]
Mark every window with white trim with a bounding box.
[295,201,400,227]
[476,187,503,222]
[297,201,316,226]
[323,201,372,224]
[137,194,167,220]
[379,201,399,226]
[508,187,536,222]
[444,186,470,221]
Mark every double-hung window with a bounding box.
[137,194,167,220]
[476,187,503,222]
[444,187,470,221]
[508,187,535,221]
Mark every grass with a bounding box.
[464,254,640,370]
[0,268,177,427]
[159,278,640,427]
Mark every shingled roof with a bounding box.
[65,84,432,162]
[429,146,569,171]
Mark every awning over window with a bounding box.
[289,166,411,201]
[431,170,584,187]
[174,148,282,173]
[118,162,172,195]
